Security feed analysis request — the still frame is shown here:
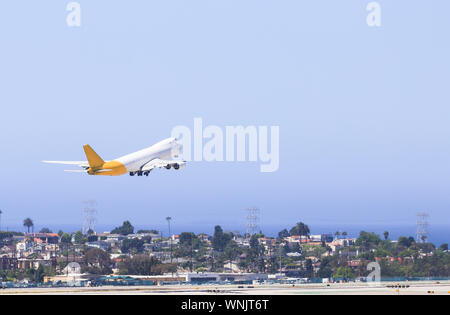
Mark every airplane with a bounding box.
[43,138,186,176]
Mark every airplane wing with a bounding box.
[42,161,89,168]
[141,159,186,172]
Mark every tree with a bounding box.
[177,232,200,271]
[60,233,72,244]
[439,243,448,251]
[304,259,314,278]
[317,257,334,279]
[111,221,134,235]
[278,229,290,239]
[356,231,381,250]
[74,231,85,244]
[179,232,198,248]
[291,243,301,253]
[289,222,310,243]
[398,236,415,248]
[342,231,348,238]
[383,231,389,240]
[333,266,355,279]
[224,241,240,271]
[83,248,112,274]
[152,263,177,275]
[317,265,333,279]
[23,218,34,233]
[31,264,54,283]
[34,265,46,282]
[246,234,265,272]
[118,255,167,275]
[39,227,52,233]
[249,235,259,250]
[212,226,232,252]
[121,238,145,254]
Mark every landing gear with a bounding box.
[165,165,172,170]
[130,170,151,177]
[173,163,180,170]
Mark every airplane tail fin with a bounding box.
[83,145,104,169]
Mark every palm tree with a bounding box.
[0,209,2,231]
[334,231,341,240]
[383,231,389,240]
[23,218,34,233]
[342,231,348,238]
[289,222,310,244]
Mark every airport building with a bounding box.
[43,272,269,286]
[115,272,268,284]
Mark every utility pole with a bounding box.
[279,246,282,274]
[66,243,69,277]
[166,217,172,263]
[190,239,193,272]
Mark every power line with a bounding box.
[416,212,429,243]
[82,200,97,234]
[246,207,260,236]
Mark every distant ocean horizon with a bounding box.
[3,222,448,247]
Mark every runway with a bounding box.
[1,281,449,295]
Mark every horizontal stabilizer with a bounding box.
[43,161,88,166]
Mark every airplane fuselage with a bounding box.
[89,138,181,176]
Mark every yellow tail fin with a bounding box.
[83,145,104,169]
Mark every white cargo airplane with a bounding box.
[43,138,185,176]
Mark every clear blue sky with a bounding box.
[0,1,449,236]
